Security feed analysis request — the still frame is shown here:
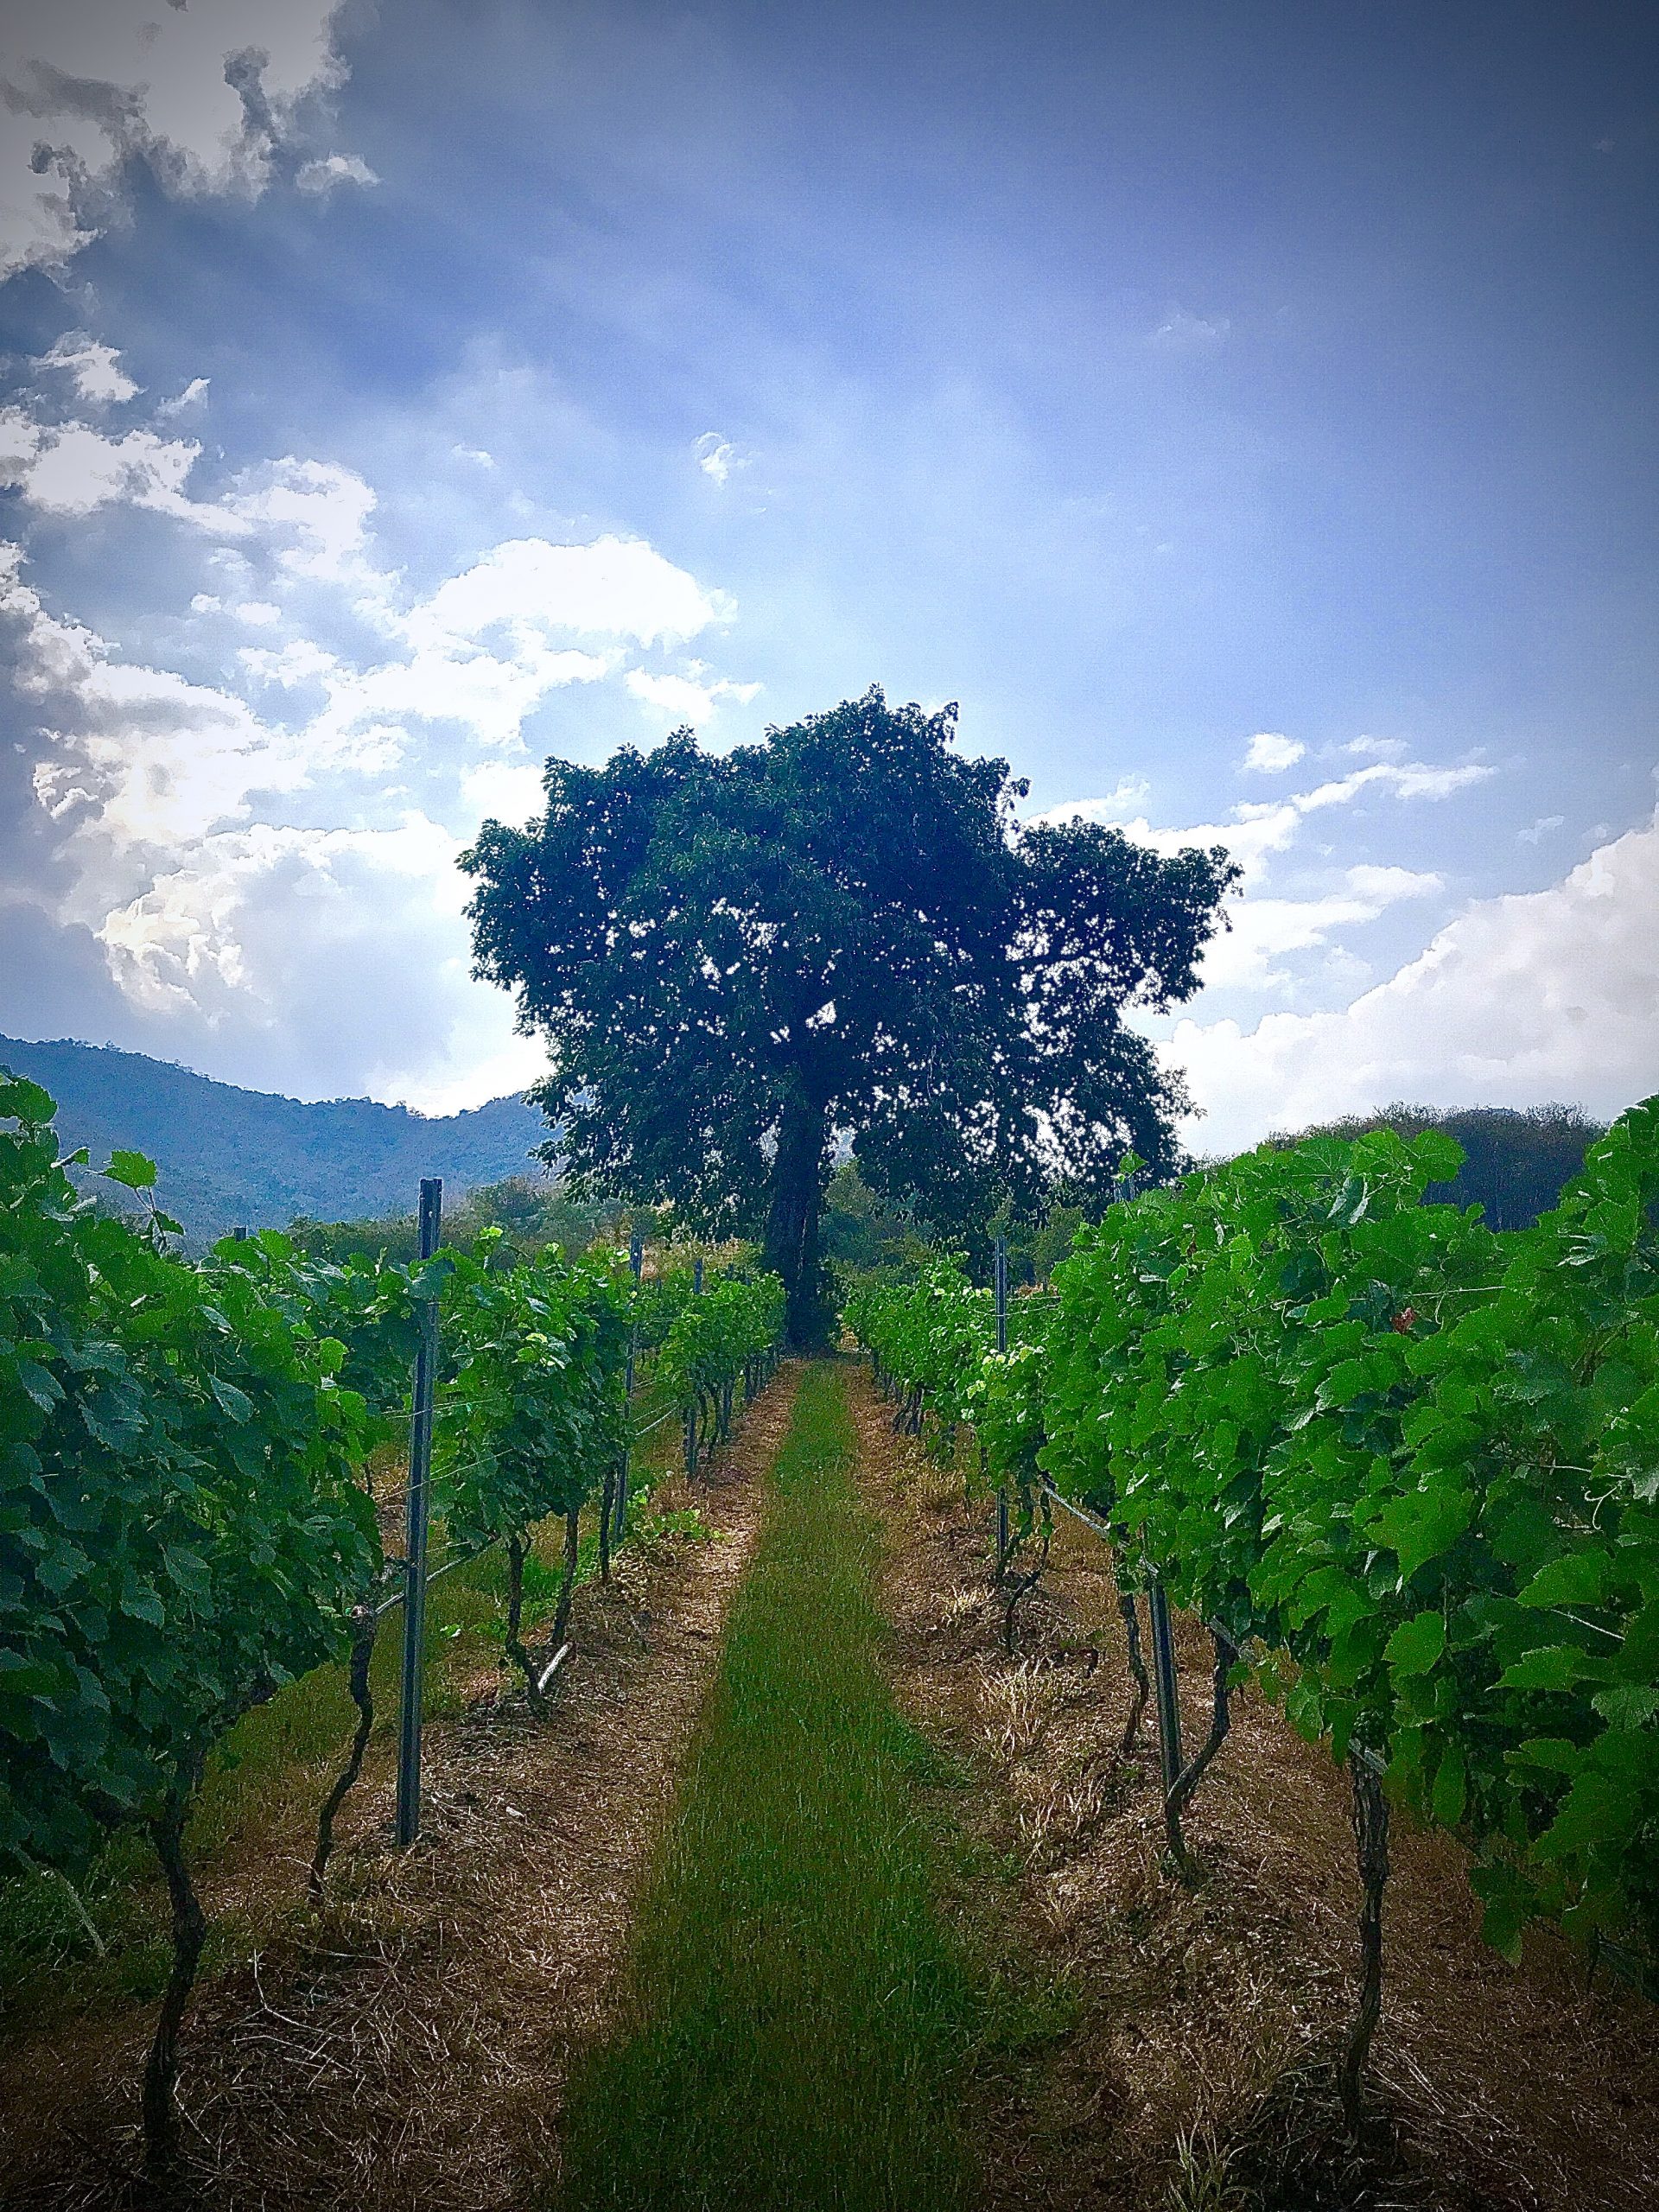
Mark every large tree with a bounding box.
[463,689,1237,1343]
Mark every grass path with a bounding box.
[556,1363,979,2211]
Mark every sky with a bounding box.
[1,0,1655,1151]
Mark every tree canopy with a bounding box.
[462,689,1238,1341]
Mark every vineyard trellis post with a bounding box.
[613,1228,643,1545]
[684,1255,704,1478]
[992,1236,1009,1577]
[395,1176,442,1848]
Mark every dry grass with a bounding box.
[848,1368,1659,2212]
[0,1368,800,2212]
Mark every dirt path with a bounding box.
[0,1366,800,2212]
[848,1365,1659,2212]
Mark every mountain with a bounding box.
[0,1034,552,1242]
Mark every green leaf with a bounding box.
[210,1376,254,1425]
[1430,1740,1467,1827]
[104,1148,158,1192]
[1497,1643,1593,1692]
[1370,1481,1475,1581]
[1592,1683,1659,1729]
[1516,1549,1615,1609]
[1385,1608,1446,1679]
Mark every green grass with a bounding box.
[555,1363,980,2212]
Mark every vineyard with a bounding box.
[847,1102,1659,2105]
[3,1068,1657,2209]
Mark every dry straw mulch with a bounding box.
[0,1366,800,2212]
[848,1366,1659,2212]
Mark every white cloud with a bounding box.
[1151,307,1230,350]
[3,448,749,1107]
[156,377,210,420]
[1344,734,1409,762]
[1167,805,1659,1151]
[1243,732,1304,774]
[451,443,496,468]
[227,455,380,585]
[238,637,339,688]
[0,544,385,879]
[1520,814,1565,845]
[1036,755,1491,888]
[0,417,242,531]
[92,810,548,1111]
[625,667,762,722]
[1198,867,1443,994]
[295,152,380,195]
[1030,776,1149,826]
[0,0,356,276]
[407,535,729,654]
[693,431,747,485]
[35,330,137,406]
[460,760,546,828]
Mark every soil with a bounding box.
[848,1364,1659,2212]
[0,1365,799,2212]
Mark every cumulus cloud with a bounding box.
[0,412,242,531]
[1243,732,1304,774]
[1167,804,1659,1151]
[625,666,762,722]
[1035,755,1491,1006]
[226,455,379,585]
[0,0,357,275]
[2,417,755,1106]
[1198,865,1443,994]
[35,330,137,406]
[407,535,728,654]
[295,151,379,195]
[92,810,549,1110]
[460,760,546,828]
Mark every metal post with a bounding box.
[232,1224,248,1243]
[684,1251,703,1477]
[1147,1569,1184,1793]
[395,1177,442,1848]
[614,1230,643,1543]
[993,1236,1009,1573]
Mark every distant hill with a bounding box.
[0,1033,552,1243]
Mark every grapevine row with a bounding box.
[0,1073,785,2163]
[846,1102,1659,2046]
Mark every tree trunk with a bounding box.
[1340,1752,1391,2130]
[763,1077,829,1347]
[1114,1566,1152,1762]
[143,1770,208,2177]
[1162,1630,1234,1881]
[502,1533,542,1708]
[309,1600,379,1901]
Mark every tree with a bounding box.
[462,689,1238,1343]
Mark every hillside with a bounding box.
[0,1033,551,1242]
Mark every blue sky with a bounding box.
[2,0,1655,1147]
